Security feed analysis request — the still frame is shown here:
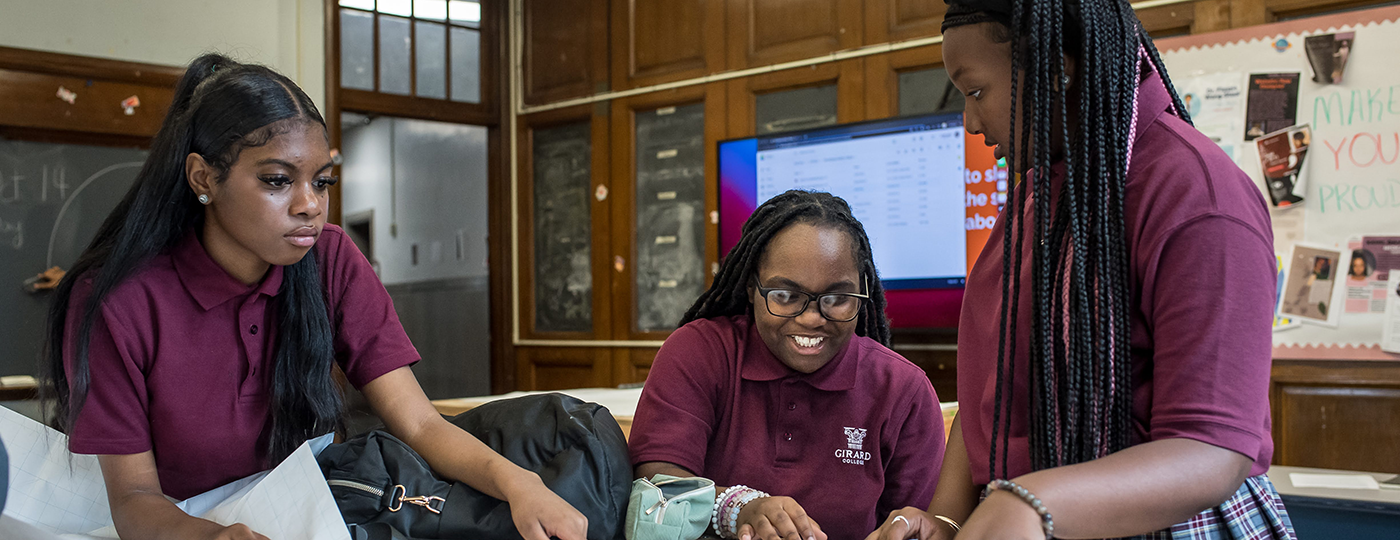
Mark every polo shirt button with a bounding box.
[250,325,259,335]
[787,403,796,410]
[784,433,792,441]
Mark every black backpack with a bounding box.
[317,393,632,540]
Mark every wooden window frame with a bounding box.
[330,0,499,125]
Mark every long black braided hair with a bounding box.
[681,190,891,346]
[941,0,1191,478]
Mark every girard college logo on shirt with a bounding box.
[836,427,872,465]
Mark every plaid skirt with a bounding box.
[1129,475,1296,540]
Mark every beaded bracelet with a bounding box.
[712,485,746,535]
[723,489,769,538]
[984,480,1054,538]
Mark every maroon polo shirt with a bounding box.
[630,314,945,540]
[959,64,1276,484]
[64,224,419,500]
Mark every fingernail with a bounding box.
[742,535,750,540]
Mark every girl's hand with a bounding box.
[503,475,589,540]
[863,507,957,540]
[954,490,1044,540]
[734,496,828,540]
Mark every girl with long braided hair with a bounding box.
[867,1,1294,539]
[630,190,947,540]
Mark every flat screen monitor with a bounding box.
[718,113,1006,328]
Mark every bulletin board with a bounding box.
[1156,5,1400,359]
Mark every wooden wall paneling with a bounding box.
[1193,0,1235,33]
[0,69,173,139]
[724,59,865,140]
[864,44,943,120]
[516,104,613,340]
[893,348,958,403]
[608,83,725,340]
[517,346,613,390]
[864,0,947,45]
[611,0,726,89]
[524,0,609,104]
[612,347,660,387]
[1264,0,1396,21]
[725,0,863,69]
[1231,0,1271,27]
[1270,359,1400,473]
[1134,2,1196,37]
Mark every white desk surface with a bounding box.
[1268,465,1400,507]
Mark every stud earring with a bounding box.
[198,194,210,205]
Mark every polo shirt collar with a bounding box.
[740,316,860,391]
[1131,61,1174,148]
[173,229,284,311]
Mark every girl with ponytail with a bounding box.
[43,54,586,540]
[867,1,1294,539]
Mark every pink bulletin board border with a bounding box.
[1154,4,1400,53]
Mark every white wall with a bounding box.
[0,0,327,111]
[340,113,490,286]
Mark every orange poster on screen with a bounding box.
[964,133,1007,271]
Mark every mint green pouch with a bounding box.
[624,474,716,540]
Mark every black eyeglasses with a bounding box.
[753,274,869,322]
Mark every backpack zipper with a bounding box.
[328,479,385,498]
[642,477,715,524]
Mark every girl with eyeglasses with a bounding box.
[629,190,946,540]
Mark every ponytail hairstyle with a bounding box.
[42,53,342,465]
[681,190,891,346]
[941,0,1191,478]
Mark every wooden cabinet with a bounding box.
[610,85,726,340]
[516,347,614,390]
[1271,359,1400,473]
[725,0,863,68]
[517,105,613,340]
[611,0,725,89]
[864,0,948,44]
[725,59,865,139]
[523,0,609,104]
[614,347,660,386]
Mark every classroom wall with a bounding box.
[0,0,326,111]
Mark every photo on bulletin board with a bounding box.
[1275,254,1301,331]
[1345,236,1400,314]
[1281,243,1347,326]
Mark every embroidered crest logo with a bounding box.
[843,427,867,450]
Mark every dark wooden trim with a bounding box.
[327,0,344,226]
[341,89,499,125]
[0,125,151,148]
[489,0,516,395]
[0,46,184,86]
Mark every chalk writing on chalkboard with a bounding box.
[634,103,706,332]
[0,139,148,377]
[531,122,594,333]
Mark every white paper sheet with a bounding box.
[1,407,347,540]
[0,405,111,535]
[1383,274,1400,354]
[1289,472,1381,490]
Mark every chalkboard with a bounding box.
[634,103,706,332]
[755,84,837,135]
[0,138,148,377]
[531,122,594,333]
